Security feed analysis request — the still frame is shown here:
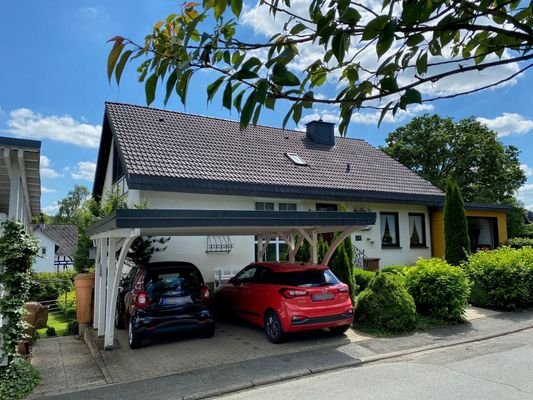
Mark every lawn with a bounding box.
[37,312,70,337]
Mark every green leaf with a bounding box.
[114,50,132,85]
[232,51,245,68]
[240,91,257,129]
[399,88,422,109]
[378,101,394,127]
[145,73,158,105]
[107,40,125,82]
[255,79,269,104]
[214,0,227,19]
[177,69,193,105]
[474,44,488,64]
[241,57,262,71]
[416,53,428,75]
[207,76,225,102]
[271,63,300,86]
[380,77,398,92]
[230,0,242,17]
[292,102,302,124]
[290,23,307,35]
[310,69,327,87]
[406,34,425,47]
[233,90,245,112]
[252,103,262,125]
[362,15,389,41]
[232,69,259,80]
[340,7,361,25]
[164,69,178,105]
[265,96,276,110]
[332,30,348,63]
[222,82,233,110]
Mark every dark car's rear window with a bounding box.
[145,267,203,293]
[268,269,340,287]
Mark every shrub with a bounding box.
[0,359,41,399]
[68,320,79,335]
[57,291,76,319]
[381,265,410,276]
[46,326,57,337]
[444,179,470,266]
[505,237,533,249]
[355,273,417,333]
[28,271,75,302]
[463,247,533,310]
[404,258,470,321]
[353,269,376,295]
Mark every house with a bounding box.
[31,224,78,272]
[88,102,508,348]
[0,136,41,365]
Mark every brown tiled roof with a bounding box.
[99,102,444,203]
[31,224,78,257]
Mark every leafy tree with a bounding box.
[107,0,533,133]
[127,236,170,265]
[444,178,470,266]
[382,114,526,203]
[54,185,90,224]
[73,198,103,273]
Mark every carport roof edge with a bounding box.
[87,209,376,238]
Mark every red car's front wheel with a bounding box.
[264,310,285,344]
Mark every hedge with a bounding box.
[28,271,75,302]
[463,247,533,310]
[353,269,376,295]
[57,291,77,320]
[355,273,417,333]
[404,258,470,321]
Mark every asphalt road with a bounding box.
[217,328,533,400]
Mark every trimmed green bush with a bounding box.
[57,291,76,319]
[29,271,75,302]
[505,237,533,249]
[463,247,533,310]
[404,258,470,321]
[0,359,41,399]
[355,273,417,333]
[353,269,376,295]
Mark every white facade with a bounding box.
[104,186,432,282]
[32,230,58,273]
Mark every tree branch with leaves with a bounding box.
[108,0,533,134]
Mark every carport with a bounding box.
[87,208,376,349]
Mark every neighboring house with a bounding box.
[0,136,41,365]
[31,224,78,273]
[91,102,508,282]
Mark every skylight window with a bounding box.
[285,152,307,166]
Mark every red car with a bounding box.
[216,262,354,343]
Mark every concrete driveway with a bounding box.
[93,319,371,384]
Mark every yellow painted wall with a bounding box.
[431,210,508,259]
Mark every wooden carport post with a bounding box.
[321,226,359,266]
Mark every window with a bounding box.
[254,202,296,261]
[380,212,400,247]
[285,152,307,166]
[41,247,47,256]
[235,266,258,283]
[255,202,275,211]
[279,202,297,211]
[409,213,426,247]
[316,203,337,211]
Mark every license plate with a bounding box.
[161,296,191,306]
[311,292,335,301]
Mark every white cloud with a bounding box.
[42,202,59,215]
[71,161,96,181]
[41,186,56,193]
[477,113,533,137]
[521,164,533,178]
[241,2,522,104]
[517,183,533,211]
[40,155,62,178]
[4,108,101,148]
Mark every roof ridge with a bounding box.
[105,101,307,137]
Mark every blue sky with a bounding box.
[1,1,532,214]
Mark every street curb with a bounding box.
[197,324,533,399]
[358,323,533,365]
[83,328,114,384]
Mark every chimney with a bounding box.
[306,120,335,145]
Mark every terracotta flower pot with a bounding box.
[74,272,95,324]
